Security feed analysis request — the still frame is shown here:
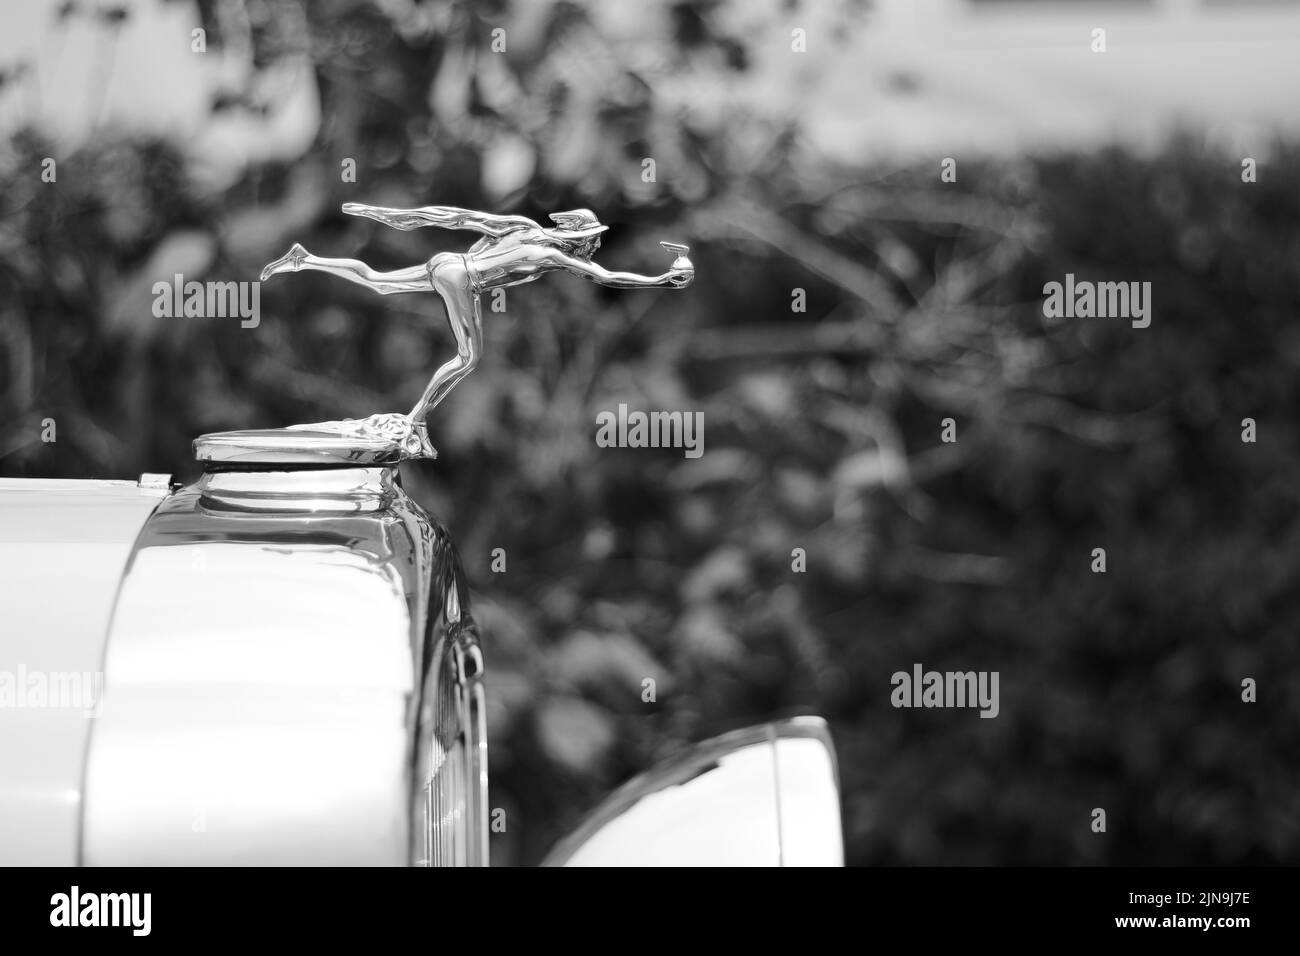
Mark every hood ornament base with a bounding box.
[196,465,398,513]
[195,203,693,469]
[195,413,433,469]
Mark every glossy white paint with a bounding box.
[0,479,165,865]
[562,743,782,866]
[774,736,845,867]
[546,717,844,867]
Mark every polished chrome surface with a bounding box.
[199,203,694,466]
[543,716,843,867]
[288,412,436,460]
[81,467,479,865]
[659,241,692,272]
[197,465,397,513]
[415,618,488,867]
[0,479,166,865]
[194,425,406,467]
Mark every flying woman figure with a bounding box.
[261,204,694,458]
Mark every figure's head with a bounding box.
[568,235,602,259]
[546,209,608,258]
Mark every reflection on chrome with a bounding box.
[80,465,485,865]
[415,588,488,866]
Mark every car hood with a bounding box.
[0,478,167,865]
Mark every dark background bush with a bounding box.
[1,0,1295,865]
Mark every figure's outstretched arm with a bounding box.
[550,251,692,289]
[342,203,538,237]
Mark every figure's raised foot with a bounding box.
[260,243,309,281]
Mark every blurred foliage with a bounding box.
[2,0,1297,865]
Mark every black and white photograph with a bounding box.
[0,0,1294,935]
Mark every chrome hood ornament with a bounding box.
[194,204,694,466]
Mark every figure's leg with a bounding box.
[341,203,451,232]
[408,258,483,427]
[261,243,430,294]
